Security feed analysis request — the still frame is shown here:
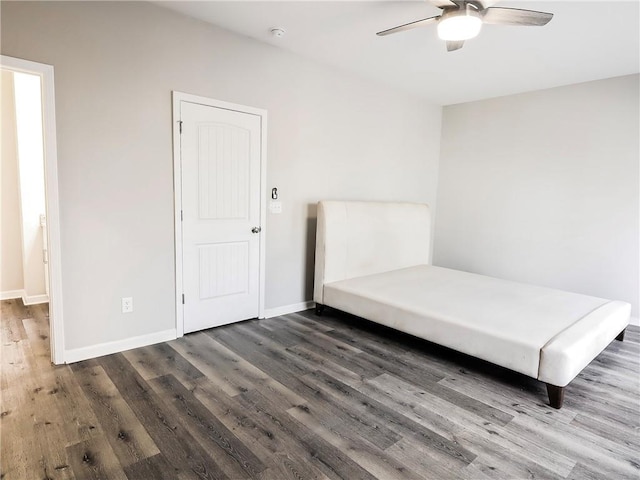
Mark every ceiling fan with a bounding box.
[376,0,553,52]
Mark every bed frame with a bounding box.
[313,201,630,408]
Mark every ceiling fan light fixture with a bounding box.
[437,8,482,41]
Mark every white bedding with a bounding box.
[324,264,626,382]
[314,200,631,402]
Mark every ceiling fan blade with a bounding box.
[427,0,458,8]
[376,16,440,36]
[447,40,465,51]
[482,7,553,26]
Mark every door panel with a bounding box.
[181,101,261,333]
[197,123,250,220]
[198,242,249,299]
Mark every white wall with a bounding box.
[0,2,442,353]
[1,70,24,295]
[14,71,48,302]
[434,75,639,318]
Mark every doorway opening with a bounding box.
[1,55,63,364]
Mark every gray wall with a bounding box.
[435,75,640,318]
[1,2,442,351]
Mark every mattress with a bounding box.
[323,265,619,379]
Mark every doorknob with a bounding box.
[251,226,261,234]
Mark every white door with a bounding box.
[180,101,262,333]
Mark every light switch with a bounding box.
[269,201,282,214]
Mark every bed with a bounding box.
[313,201,630,408]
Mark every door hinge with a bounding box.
[182,294,185,304]
[181,210,183,221]
[178,120,183,134]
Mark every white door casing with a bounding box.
[173,93,266,335]
[41,214,49,296]
[1,55,63,363]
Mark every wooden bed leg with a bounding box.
[315,303,325,316]
[616,329,625,341]
[546,384,565,409]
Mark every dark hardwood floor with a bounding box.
[1,299,639,479]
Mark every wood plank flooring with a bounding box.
[1,299,639,479]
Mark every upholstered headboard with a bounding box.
[313,201,431,304]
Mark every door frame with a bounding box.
[172,91,267,337]
[1,55,64,364]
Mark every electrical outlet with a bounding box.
[122,297,133,313]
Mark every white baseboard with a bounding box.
[64,328,177,364]
[0,289,24,301]
[629,316,639,327]
[1,291,50,305]
[263,301,315,319]
[23,294,49,305]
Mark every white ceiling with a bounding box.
[157,1,640,105]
